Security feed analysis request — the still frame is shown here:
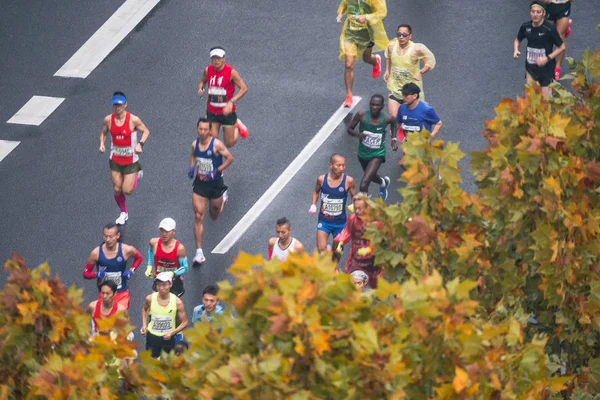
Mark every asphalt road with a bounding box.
[0,0,598,337]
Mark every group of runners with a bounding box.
[85,0,576,359]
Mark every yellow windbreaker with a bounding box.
[338,0,389,60]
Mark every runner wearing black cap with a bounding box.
[197,46,249,148]
[513,1,566,99]
[99,91,150,225]
[395,83,442,141]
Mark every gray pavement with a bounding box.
[0,0,599,340]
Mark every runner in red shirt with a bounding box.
[144,218,188,297]
[332,194,384,288]
[99,92,150,225]
[87,281,129,334]
[197,46,249,148]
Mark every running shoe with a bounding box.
[554,67,561,81]
[397,128,406,143]
[343,94,353,108]
[371,54,381,79]
[236,119,249,139]
[565,19,572,38]
[222,189,229,205]
[379,176,390,201]
[115,212,128,225]
[194,248,206,265]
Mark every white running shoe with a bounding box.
[194,248,206,264]
[115,212,128,225]
[223,189,229,203]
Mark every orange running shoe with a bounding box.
[372,54,381,79]
[343,94,353,108]
[236,119,248,139]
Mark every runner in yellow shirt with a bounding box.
[383,24,436,138]
[337,0,389,108]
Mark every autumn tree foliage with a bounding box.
[368,48,600,396]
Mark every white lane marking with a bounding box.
[212,96,362,254]
[7,96,65,126]
[54,0,162,78]
[0,140,20,164]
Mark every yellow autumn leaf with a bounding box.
[543,176,562,197]
[490,373,501,389]
[311,331,331,356]
[548,114,570,138]
[228,252,265,274]
[296,280,317,303]
[452,367,469,393]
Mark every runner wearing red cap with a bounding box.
[197,46,249,148]
[99,91,150,225]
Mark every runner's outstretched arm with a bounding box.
[347,112,365,138]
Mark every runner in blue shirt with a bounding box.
[395,83,442,141]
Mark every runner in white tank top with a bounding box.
[268,217,305,261]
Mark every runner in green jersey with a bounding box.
[347,94,397,200]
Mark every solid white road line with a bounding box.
[7,96,65,126]
[0,140,20,164]
[54,0,162,78]
[212,96,362,255]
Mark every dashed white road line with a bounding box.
[7,96,65,126]
[0,140,20,164]
[54,0,162,78]
[212,96,362,255]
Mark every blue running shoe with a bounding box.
[379,176,390,200]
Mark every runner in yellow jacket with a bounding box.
[337,0,389,108]
[383,24,436,121]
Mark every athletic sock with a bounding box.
[114,193,127,213]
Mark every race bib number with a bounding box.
[322,198,343,216]
[208,87,227,107]
[526,47,546,64]
[113,146,133,157]
[196,158,214,176]
[151,316,173,334]
[104,272,122,290]
[391,67,410,84]
[361,131,383,149]
[402,123,421,132]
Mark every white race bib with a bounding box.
[113,146,133,157]
[208,87,227,107]
[196,157,214,175]
[362,131,383,149]
[322,198,343,216]
[391,67,410,83]
[151,316,173,333]
[526,47,546,64]
[402,123,421,132]
[104,272,122,290]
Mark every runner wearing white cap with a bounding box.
[197,46,249,148]
[140,271,188,358]
[99,91,150,225]
[145,218,188,297]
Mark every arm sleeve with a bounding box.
[268,244,274,261]
[384,41,393,59]
[337,0,347,15]
[147,245,154,266]
[517,25,526,42]
[130,249,143,272]
[83,262,96,279]
[365,0,386,24]
[426,107,441,125]
[415,43,436,69]
[174,257,189,276]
